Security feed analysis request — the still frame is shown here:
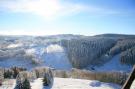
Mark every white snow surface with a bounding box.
[46,44,64,53]
[32,78,120,89]
[7,43,23,48]
[130,80,135,89]
[0,78,121,89]
[44,44,72,70]
[0,79,16,89]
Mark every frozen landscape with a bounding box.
[0,0,134,88]
[0,35,133,72]
[0,34,135,89]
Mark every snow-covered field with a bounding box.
[0,78,121,89]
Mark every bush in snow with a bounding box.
[14,80,23,89]
[43,68,54,87]
[22,78,31,89]
[15,71,31,89]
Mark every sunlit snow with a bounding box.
[7,43,23,48]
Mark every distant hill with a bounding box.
[94,34,135,39]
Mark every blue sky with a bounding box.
[0,0,135,36]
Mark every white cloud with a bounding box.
[0,0,85,19]
[0,0,120,19]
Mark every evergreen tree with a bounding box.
[43,73,48,86]
[15,78,31,89]
[14,82,23,89]
[22,79,31,89]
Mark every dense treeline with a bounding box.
[52,69,128,85]
[109,39,135,56]
[61,37,116,68]
[70,68,128,85]
[120,46,135,65]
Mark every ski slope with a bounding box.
[43,44,72,70]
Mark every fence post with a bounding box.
[122,65,135,89]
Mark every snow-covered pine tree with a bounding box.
[15,77,31,89]
[14,81,23,89]
[43,73,48,86]
[43,68,53,87]
[22,78,31,89]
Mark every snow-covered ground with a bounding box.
[0,79,16,89]
[0,78,121,89]
[131,80,135,89]
[87,55,132,72]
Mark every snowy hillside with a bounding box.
[87,55,132,72]
[0,43,72,70]
[0,78,121,89]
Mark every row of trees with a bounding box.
[4,67,26,79]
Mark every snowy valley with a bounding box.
[0,34,135,89]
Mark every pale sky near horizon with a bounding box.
[0,0,135,36]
